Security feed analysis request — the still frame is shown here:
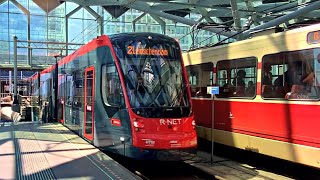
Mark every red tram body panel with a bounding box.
[34,33,197,160]
[183,23,320,168]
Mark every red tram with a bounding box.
[183,23,320,168]
[32,33,197,160]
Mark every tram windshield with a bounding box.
[111,34,190,118]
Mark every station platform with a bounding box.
[0,122,139,180]
[185,151,294,180]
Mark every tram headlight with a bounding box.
[133,118,144,132]
[192,120,196,129]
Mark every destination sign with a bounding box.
[307,30,320,44]
[127,46,168,56]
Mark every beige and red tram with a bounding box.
[183,23,320,168]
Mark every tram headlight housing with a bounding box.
[133,118,144,132]
[192,119,196,129]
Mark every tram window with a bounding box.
[262,48,320,100]
[72,70,83,108]
[216,57,257,98]
[186,62,213,98]
[102,62,125,109]
[65,75,73,106]
[102,65,125,107]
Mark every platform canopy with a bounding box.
[63,0,320,39]
[1,0,320,70]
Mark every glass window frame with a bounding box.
[216,57,258,99]
[262,48,320,101]
[186,62,214,98]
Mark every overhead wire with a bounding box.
[190,0,319,51]
[63,0,138,54]
[196,28,226,47]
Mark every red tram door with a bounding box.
[84,67,95,141]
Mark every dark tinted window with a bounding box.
[262,48,320,100]
[216,57,257,98]
[186,62,213,98]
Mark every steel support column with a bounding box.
[66,5,82,55]
[149,14,166,35]
[230,0,241,38]
[13,36,18,104]
[132,12,146,32]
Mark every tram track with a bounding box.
[104,151,216,180]
[198,139,320,180]
[103,140,320,180]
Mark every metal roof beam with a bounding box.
[70,0,129,6]
[150,2,230,11]
[150,0,230,7]
[66,5,81,18]
[230,0,241,33]
[196,7,215,24]
[9,0,29,15]
[149,14,166,34]
[0,0,6,6]
[255,1,298,12]
[65,5,82,55]
[243,0,320,38]
[244,0,259,26]
[129,2,236,37]
[83,6,103,35]
[132,12,146,32]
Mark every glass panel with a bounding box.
[0,1,8,12]
[262,48,320,100]
[48,3,65,17]
[29,0,45,15]
[83,19,99,42]
[68,18,82,43]
[0,12,8,41]
[70,7,83,19]
[186,62,213,98]
[89,6,101,15]
[112,34,191,118]
[102,65,124,107]
[85,70,93,134]
[9,13,28,40]
[8,1,22,13]
[83,8,94,19]
[66,2,79,15]
[48,17,65,42]
[30,15,47,41]
[104,10,113,20]
[216,57,257,98]
[0,40,9,63]
[17,0,28,9]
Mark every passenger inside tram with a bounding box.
[245,81,255,96]
[285,84,308,99]
[262,62,273,86]
[284,61,302,91]
[283,60,316,99]
[273,75,287,98]
[261,62,274,97]
[232,70,246,96]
